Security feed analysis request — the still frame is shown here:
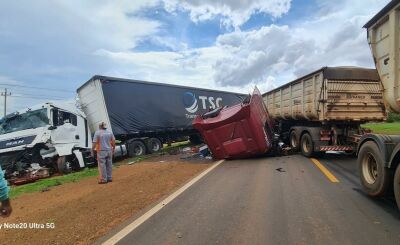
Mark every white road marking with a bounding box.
[102,159,225,245]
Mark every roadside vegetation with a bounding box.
[387,112,400,122]
[363,113,400,135]
[10,141,192,198]
[10,168,99,198]
[363,122,400,135]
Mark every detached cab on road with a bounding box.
[193,87,275,159]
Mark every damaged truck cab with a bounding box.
[0,102,93,179]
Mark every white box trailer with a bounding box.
[77,75,245,157]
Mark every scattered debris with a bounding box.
[9,177,37,185]
[199,145,210,157]
[181,147,192,153]
[180,153,202,160]
[179,144,213,160]
[8,165,51,185]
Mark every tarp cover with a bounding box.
[323,67,379,81]
[100,78,245,136]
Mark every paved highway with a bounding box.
[103,154,400,245]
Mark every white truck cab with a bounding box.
[0,101,93,179]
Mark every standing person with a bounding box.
[0,165,12,217]
[92,122,116,184]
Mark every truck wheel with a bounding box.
[57,156,72,174]
[289,131,299,151]
[358,141,391,197]
[300,133,314,157]
[394,164,400,210]
[146,138,162,154]
[128,141,146,157]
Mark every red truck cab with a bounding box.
[193,87,274,159]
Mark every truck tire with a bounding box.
[394,164,400,210]
[300,133,314,157]
[57,156,72,174]
[289,131,299,152]
[128,141,146,157]
[146,138,162,154]
[358,141,391,197]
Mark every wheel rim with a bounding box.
[302,136,311,153]
[362,152,378,185]
[290,134,297,148]
[134,146,143,155]
[152,142,160,151]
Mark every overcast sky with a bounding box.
[0,0,391,113]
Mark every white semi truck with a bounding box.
[0,101,94,179]
[359,0,400,209]
[0,75,244,180]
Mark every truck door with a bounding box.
[50,108,80,145]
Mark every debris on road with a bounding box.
[8,165,51,186]
[199,145,210,156]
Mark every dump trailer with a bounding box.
[78,75,245,157]
[263,66,386,157]
[193,87,275,159]
[358,0,400,209]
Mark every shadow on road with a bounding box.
[352,188,400,219]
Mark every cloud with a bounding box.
[208,0,391,88]
[213,25,304,86]
[0,0,161,82]
[0,0,393,114]
[0,0,163,112]
[90,0,389,94]
[163,0,291,28]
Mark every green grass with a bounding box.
[9,167,99,199]
[9,140,193,199]
[363,122,400,135]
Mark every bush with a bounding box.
[387,112,400,122]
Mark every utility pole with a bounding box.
[1,88,11,117]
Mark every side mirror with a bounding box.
[48,126,57,130]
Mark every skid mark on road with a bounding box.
[310,158,339,183]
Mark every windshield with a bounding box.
[0,108,49,135]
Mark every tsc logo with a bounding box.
[183,92,198,113]
[183,92,222,114]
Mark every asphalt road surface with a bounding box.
[105,153,400,245]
